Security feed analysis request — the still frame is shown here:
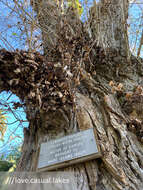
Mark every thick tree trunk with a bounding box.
[1,49,143,190]
[18,76,143,190]
[0,45,143,190]
[17,74,143,190]
[0,0,143,189]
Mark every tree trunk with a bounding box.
[89,0,130,58]
[16,62,143,190]
[31,0,61,54]
[0,0,143,189]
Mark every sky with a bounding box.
[0,91,28,157]
[0,0,143,158]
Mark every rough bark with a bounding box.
[89,0,130,57]
[31,0,61,54]
[0,0,143,190]
[31,0,83,56]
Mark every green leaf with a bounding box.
[12,32,17,36]
[68,0,83,17]
[0,110,7,141]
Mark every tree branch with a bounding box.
[0,49,44,102]
[89,0,129,56]
[137,30,143,58]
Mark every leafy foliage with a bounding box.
[6,147,21,172]
[0,147,21,172]
[68,0,83,16]
[0,110,7,141]
[0,161,13,172]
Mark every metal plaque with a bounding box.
[37,128,101,171]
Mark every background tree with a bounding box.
[0,147,21,172]
[0,110,7,141]
[0,0,143,189]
